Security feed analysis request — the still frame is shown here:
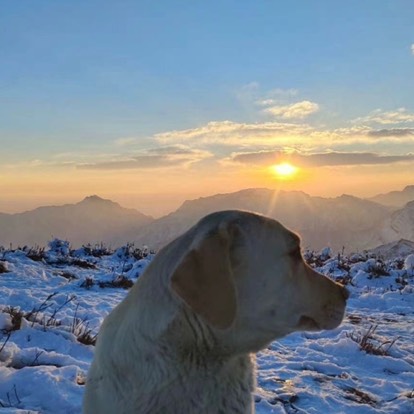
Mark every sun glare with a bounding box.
[271,162,298,179]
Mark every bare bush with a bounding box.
[347,324,398,356]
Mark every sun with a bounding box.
[271,162,298,179]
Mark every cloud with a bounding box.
[241,81,260,91]
[153,118,414,152]
[366,128,414,137]
[77,146,212,170]
[268,88,299,98]
[353,108,414,125]
[235,81,260,102]
[145,145,202,156]
[411,43,414,55]
[255,99,277,107]
[254,89,299,107]
[154,120,314,146]
[231,150,286,165]
[114,137,140,146]
[231,150,414,167]
[264,101,320,119]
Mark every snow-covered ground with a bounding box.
[0,240,413,413]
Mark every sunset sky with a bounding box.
[1,1,414,216]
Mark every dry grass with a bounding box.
[25,247,46,262]
[71,304,97,346]
[344,386,377,406]
[98,275,133,289]
[1,294,96,349]
[347,324,399,356]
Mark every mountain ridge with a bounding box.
[133,188,393,252]
[368,185,414,208]
[0,196,153,248]
[1,186,413,251]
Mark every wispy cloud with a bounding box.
[255,99,277,107]
[235,81,260,102]
[77,146,212,170]
[411,43,414,55]
[230,150,414,167]
[254,88,299,107]
[154,120,313,146]
[154,118,414,151]
[268,88,299,98]
[366,128,414,137]
[114,137,141,146]
[353,108,414,125]
[264,101,320,119]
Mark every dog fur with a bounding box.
[83,210,348,414]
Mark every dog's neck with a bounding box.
[132,278,249,368]
[162,308,225,364]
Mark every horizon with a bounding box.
[1,183,413,218]
[1,1,414,216]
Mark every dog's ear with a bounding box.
[170,225,238,329]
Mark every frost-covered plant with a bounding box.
[75,243,114,258]
[1,307,24,332]
[48,239,71,256]
[114,243,151,261]
[0,261,8,273]
[404,254,414,276]
[319,247,332,260]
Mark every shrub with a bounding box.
[25,246,46,262]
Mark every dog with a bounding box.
[83,210,348,414]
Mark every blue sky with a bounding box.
[1,1,414,214]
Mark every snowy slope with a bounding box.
[0,241,413,413]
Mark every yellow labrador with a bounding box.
[83,210,348,414]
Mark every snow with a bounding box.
[0,242,413,413]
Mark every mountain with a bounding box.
[134,189,391,252]
[371,200,414,247]
[3,188,414,252]
[367,239,414,260]
[0,195,153,248]
[368,185,414,208]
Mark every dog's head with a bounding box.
[170,210,348,351]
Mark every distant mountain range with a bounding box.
[366,239,414,260]
[368,185,414,207]
[1,187,414,252]
[0,195,153,248]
